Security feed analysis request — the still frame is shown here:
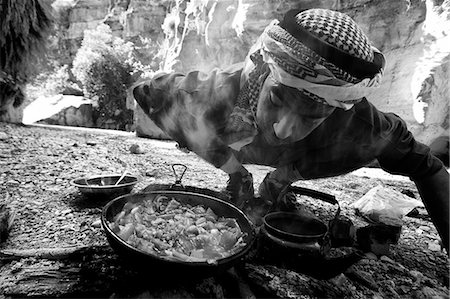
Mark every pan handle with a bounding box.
[286,185,341,224]
[171,164,187,186]
[288,186,338,206]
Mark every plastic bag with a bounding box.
[351,185,424,224]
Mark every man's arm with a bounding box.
[133,65,247,175]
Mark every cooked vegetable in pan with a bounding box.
[108,195,247,264]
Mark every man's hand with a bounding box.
[225,171,254,209]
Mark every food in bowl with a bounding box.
[108,194,247,264]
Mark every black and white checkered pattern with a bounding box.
[266,24,359,84]
[223,52,269,140]
[295,9,374,62]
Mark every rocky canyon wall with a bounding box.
[5,0,448,146]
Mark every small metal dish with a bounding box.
[70,175,139,198]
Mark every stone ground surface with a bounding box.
[0,122,449,298]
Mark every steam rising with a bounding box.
[157,94,217,158]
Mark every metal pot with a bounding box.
[259,212,327,258]
[259,186,342,258]
[263,211,328,243]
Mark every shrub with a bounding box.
[84,53,134,130]
[72,24,136,130]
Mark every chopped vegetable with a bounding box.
[117,223,134,241]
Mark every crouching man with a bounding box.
[133,9,449,253]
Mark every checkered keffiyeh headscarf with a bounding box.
[222,8,386,150]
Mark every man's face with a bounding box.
[256,74,335,144]
[257,75,294,141]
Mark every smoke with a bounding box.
[150,88,218,164]
[177,100,217,157]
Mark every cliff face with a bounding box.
[5,0,448,146]
[57,0,427,70]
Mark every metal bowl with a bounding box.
[70,175,139,199]
[101,190,256,278]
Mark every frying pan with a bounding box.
[101,189,256,278]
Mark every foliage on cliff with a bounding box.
[72,24,137,130]
[156,0,247,72]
